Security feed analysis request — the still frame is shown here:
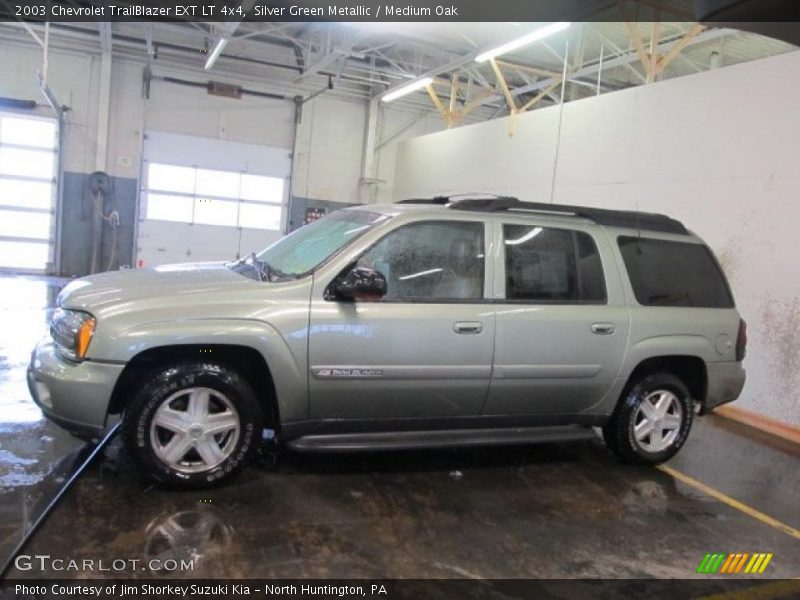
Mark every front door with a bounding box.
[308,219,495,423]
[484,221,629,416]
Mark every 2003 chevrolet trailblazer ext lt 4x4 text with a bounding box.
[28,196,746,487]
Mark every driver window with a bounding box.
[355,221,485,301]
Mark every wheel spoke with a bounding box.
[634,419,654,441]
[648,427,663,449]
[639,399,657,420]
[654,392,673,417]
[187,389,210,419]
[663,413,682,430]
[153,408,189,433]
[163,516,185,537]
[204,411,238,436]
[161,433,194,464]
[195,438,225,466]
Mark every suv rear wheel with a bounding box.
[122,362,263,487]
[603,372,693,464]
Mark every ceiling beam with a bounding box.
[294,32,369,82]
[475,27,732,110]
[98,22,112,54]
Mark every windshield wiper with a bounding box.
[251,253,294,282]
[229,252,292,282]
[253,254,275,282]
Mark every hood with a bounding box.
[58,262,254,313]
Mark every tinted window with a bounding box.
[356,221,485,301]
[618,236,733,308]
[576,231,607,303]
[504,225,606,303]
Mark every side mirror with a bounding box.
[331,267,387,301]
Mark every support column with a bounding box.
[95,49,112,172]
[359,96,380,204]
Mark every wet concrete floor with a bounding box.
[0,274,798,580]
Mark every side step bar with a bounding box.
[287,425,598,453]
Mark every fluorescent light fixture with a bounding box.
[204,37,229,70]
[475,22,571,63]
[506,227,543,246]
[399,268,442,281]
[381,77,434,103]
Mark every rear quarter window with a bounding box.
[617,236,734,308]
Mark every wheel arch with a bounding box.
[108,344,281,431]
[622,355,707,409]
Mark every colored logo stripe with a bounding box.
[697,553,773,574]
[697,553,727,574]
[744,553,774,574]
[719,553,750,573]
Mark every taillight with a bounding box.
[735,319,747,362]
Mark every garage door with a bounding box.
[138,131,291,267]
[0,114,58,273]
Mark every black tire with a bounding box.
[122,362,263,488]
[602,372,694,464]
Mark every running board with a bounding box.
[287,425,598,453]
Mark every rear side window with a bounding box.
[503,225,606,303]
[618,236,733,308]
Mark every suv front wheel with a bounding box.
[603,372,694,464]
[122,362,263,487]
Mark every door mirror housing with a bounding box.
[330,267,387,301]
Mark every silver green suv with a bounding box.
[28,197,746,487]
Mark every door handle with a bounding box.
[454,321,483,335]
[591,322,615,335]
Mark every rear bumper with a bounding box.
[702,361,746,414]
[27,338,124,441]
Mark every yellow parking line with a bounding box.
[656,465,800,541]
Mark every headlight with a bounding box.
[50,308,96,361]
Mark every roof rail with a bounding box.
[445,197,688,235]
[398,193,504,205]
[396,197,450,205]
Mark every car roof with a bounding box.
[344,198,698,241]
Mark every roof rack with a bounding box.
[399,195,688,235]
[397,197,450,205]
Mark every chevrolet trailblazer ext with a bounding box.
[28,197,746,487]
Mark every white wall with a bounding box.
[394,50,800,426]
[373,106,451,203]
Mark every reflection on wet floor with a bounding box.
[4,422,799,580]
[0,274,798,580]
[0,274,86,570]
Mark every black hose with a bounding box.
[0,422,121,579]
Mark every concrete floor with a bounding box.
[0,274,798,581]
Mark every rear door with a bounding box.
[483,220,629,416]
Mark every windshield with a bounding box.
[249,209,388,280]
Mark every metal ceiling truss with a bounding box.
[1,19,792,130]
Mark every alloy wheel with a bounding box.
[150,387,240,473]
[632,389,684,453]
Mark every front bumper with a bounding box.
[702,360,746,414]
[27,338,125,440]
